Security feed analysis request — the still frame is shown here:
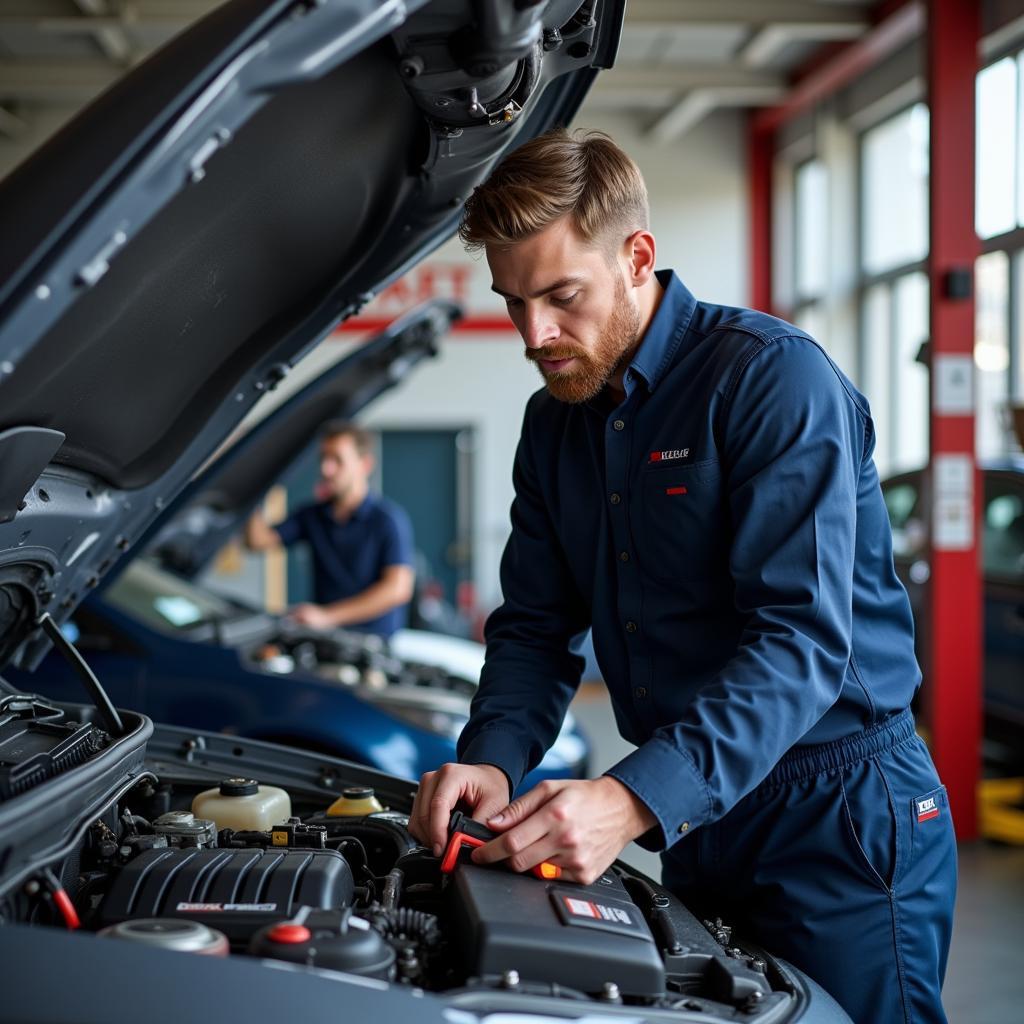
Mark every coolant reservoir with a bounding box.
[326,786,384,817]
[191,778,291,831]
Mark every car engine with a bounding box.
[0,694,818,1022]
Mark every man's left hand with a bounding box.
[290,603,335,629]
[470,776,657,885]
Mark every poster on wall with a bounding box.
[335,240,515,335]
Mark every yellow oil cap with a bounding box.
[326,786,385,817]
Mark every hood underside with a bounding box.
[0,0,624,669]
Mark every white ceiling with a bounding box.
[0,0,882,150]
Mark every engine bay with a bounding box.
[0,693,811,1022]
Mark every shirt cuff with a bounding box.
[604,736,713,852]
[458,729,527,798]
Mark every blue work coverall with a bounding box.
[458,270,957,1023]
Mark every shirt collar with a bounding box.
[626,270,697,394]
[321,492,376,523]
[349,493,376,521]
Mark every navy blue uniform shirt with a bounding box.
[457,270,921,851]
[275,494,414,638]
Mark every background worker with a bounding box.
[246,421,414,639]
[408,128,956,1024]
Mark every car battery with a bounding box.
[446,863,665,998]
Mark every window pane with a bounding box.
[983,476,1024,578]
[863,283,892,475]
[977,57,1017,239]
[1014,252,1024,405]
[892,272,930,472]
[1017,51,1024,230]
[883,478,926,558]
[862,104,930,275]
[794,301,825,344]
[976,251,1011,458]
[795,159,828,298]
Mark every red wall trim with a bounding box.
[333,316,517,336]
[754,1,923,134]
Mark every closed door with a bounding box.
[380,428,473,604]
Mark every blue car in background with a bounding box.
[882,457,1024,759]
[15,303,590,787]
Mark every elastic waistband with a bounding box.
[761,709,918,789]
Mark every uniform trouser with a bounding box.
[661,710,957,1024]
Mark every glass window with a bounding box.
[977,57,1017,239]
[105,558,237,634]
[892,272,930,473]
[983,476,1024,577]
[795,159,828,299]
[861,104,930,275]
[794,302,826,344]
[862,283,892,475]
[883,477,926,559]
[1018,51,1024,230]
[975,251,1011,458]
[1015,252,1024,404]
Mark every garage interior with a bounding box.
[0,1,1021,1020]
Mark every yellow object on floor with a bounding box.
[979,778,1024,844]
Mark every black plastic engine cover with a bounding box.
[447,865,665,997]
[100,847,353,945]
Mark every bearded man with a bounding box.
[409,128,956,1024]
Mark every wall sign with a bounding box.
[932,452,974,551]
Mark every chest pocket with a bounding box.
[635,459,728,589]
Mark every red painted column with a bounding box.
[748,117,773,313]
[926,0,981,840]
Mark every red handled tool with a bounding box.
[441,810,562,880]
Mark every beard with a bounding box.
[526,277,642,404]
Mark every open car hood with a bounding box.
[0,0,625,670]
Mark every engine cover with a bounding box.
[100,847,353,945]
[447,865,665,998]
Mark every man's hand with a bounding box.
[470,776,657,885]
[409,763,510,856]
[290,603,335,629]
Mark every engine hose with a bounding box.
[370,907,441,947]
[382,869,403,911]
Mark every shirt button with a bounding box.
[619,551,629,562]
[678,822,691,834]
[625,620,637,633]
[610,492,621,505]
[634,686,647,698]
[613,419,625,431]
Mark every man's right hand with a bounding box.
[408,763,510,856]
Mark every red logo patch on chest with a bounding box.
[649,448,690,464]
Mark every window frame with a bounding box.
[854,100,931,476]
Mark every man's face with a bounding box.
[487,216,642,403]
[319,434,371,501]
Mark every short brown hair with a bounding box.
[321,421,372,455]
[458,127,648,253]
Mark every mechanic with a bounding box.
[245,421,415,639]
[408,129,956,1024]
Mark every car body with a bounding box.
[8,305,589,786]
[881,457,1024,752]
[0,1,849,1020]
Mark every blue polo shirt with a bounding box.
[457,270,920,851]
[275,494,414,638]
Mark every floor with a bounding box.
[569,686,1024,1023]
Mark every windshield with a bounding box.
[103,559,237,634]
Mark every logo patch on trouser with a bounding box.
[916,791,941,823]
